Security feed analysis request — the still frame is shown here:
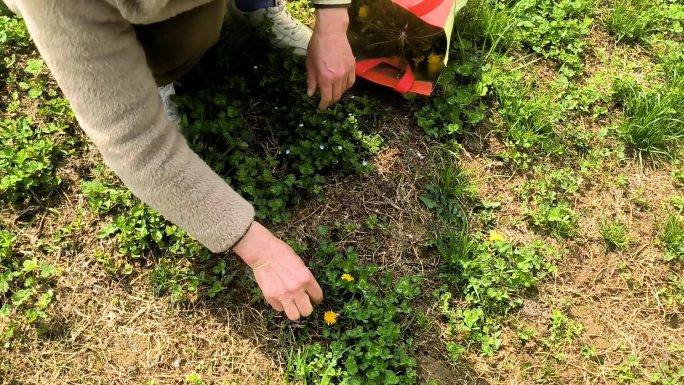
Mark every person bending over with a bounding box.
[3,0,356,321]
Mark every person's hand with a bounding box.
[307,7,356,110]
[232,221,323,321]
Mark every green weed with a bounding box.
[657,274,684,310]
[510,0,593,76]
[1,18,77,204]
[174,22,376,222]
[435,235,557,356]
[548,309,584,346]
[653,39,683,83]
[523,167,580,238]
[465,0,519,51]
[660,214,684,263]
[287,243,421,385]
[600,219,631,250]
[612,76,684,159]
[82,175,239,301]
[614,354,642,383]
[185,373,207,385]
[0,15,30,50]
[672,163,684,187]
[414,38,488,140]
[421,160,556,357]
[491,66,565,168]
[648,363,684,385]
[605,0,683,43]
[604,0,658,43]
[0,228,57,340]
[0,117,63,203]
[581,343,597,360]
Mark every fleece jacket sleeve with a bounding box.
[14,0,255,253]
[311,0,352,7]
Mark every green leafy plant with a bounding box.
[421,160,556,357]
[174,21,377,222]
[415,38,488,139]
[657,274,684,310]
[660,214,684,263]
[185,373,207,385]
[614,354,642,383]
[604,0,683,43]
[523,167,580,238]
[0,117,63,202]
[1,18,77,205]
[510,0,593,76]
[82,175,239,301]
[492,66,565,169]
[548,309,584,346]
[600,219,631,250]
[648,363,684,385]
[0,228,57,339]
[287,243,421,385]
[435,234,556,356]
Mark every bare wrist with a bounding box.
[231,221,261,266]
[314,8,349,33]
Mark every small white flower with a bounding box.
[274,106,278,110]
[350,95,356,99]
[337,145,343,150]
[320,145,325,150]
[285,149,291,155]
[362,160,369,166]
[299,123,304,128]
[416,151,425,160]
[253,65,258,70]
[348,113,353,116]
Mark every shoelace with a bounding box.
[267,5,300,33]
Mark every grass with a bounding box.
[613,76,684,159]
[2,0,684,383]
[600,219,631,250]
[661,214,684,263]
[604,0,658,43]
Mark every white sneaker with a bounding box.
[227,0,312,56]
[158,83,181,126]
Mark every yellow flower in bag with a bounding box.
[358,5,370,18]
[427,52,443,65]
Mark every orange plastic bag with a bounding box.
[348,0,468,95]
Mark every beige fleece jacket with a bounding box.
[4,0,267,252]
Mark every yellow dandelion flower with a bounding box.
[358,5,370,18]
[341,273,354,282]
[488,230,505,243]
[323,310,338,326]
[427,53,443,65]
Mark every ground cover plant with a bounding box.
[2,0,684,384]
